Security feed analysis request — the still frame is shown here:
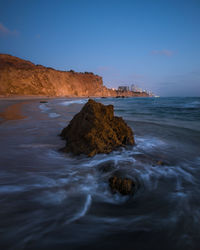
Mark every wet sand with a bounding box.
[0,95,51,100]
[0,102,27,123]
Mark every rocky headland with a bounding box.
[0,54,150,97]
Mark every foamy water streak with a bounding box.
[39,103,60,118]
[60,99,88,106]
[66,194,92,224]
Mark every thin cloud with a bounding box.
[0,23,18,36]
[152,50,174,57]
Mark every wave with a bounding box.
[39,103,51,112]
[135,136,166,151]
[181,101,200,108]
[39,103,60,118]
[49,112,60,118]
[60,99,88,106]
[127,118,200,133]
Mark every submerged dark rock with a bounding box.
[98,161,116,173]
[109,176,135,195]
[60,99,134,157]
[156,160,165,166]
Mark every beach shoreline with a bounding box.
[0,95,71,100]
[0,96,200,250]
[0,96,86,124]
[0,101,28,123]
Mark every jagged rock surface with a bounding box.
[60,99,134,156]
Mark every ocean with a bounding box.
[0,97,200,250]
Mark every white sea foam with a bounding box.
[135,164,195,188]
[81,149,135,169]
[39,104,51,112]
[39,104,60,118]
[66,194,92,224]
[135,136,166,151]
[49,112,60,118]
[60,99,88,106]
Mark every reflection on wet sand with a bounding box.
[0,102,27,123]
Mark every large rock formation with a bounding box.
[60,99,134,156]
[0,54,116,97]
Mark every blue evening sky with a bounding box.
[0,0,199,96]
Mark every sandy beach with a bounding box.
[0,101,27,122]
[0,97,200,250]
[0,96,83,123]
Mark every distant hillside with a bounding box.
[0,54,149,97]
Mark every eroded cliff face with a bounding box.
[0,54,151,97]
[0,54,116,97]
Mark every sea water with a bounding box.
[0,97,199,250]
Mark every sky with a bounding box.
[0,0,200,96]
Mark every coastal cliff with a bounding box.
[0,54,149,97]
